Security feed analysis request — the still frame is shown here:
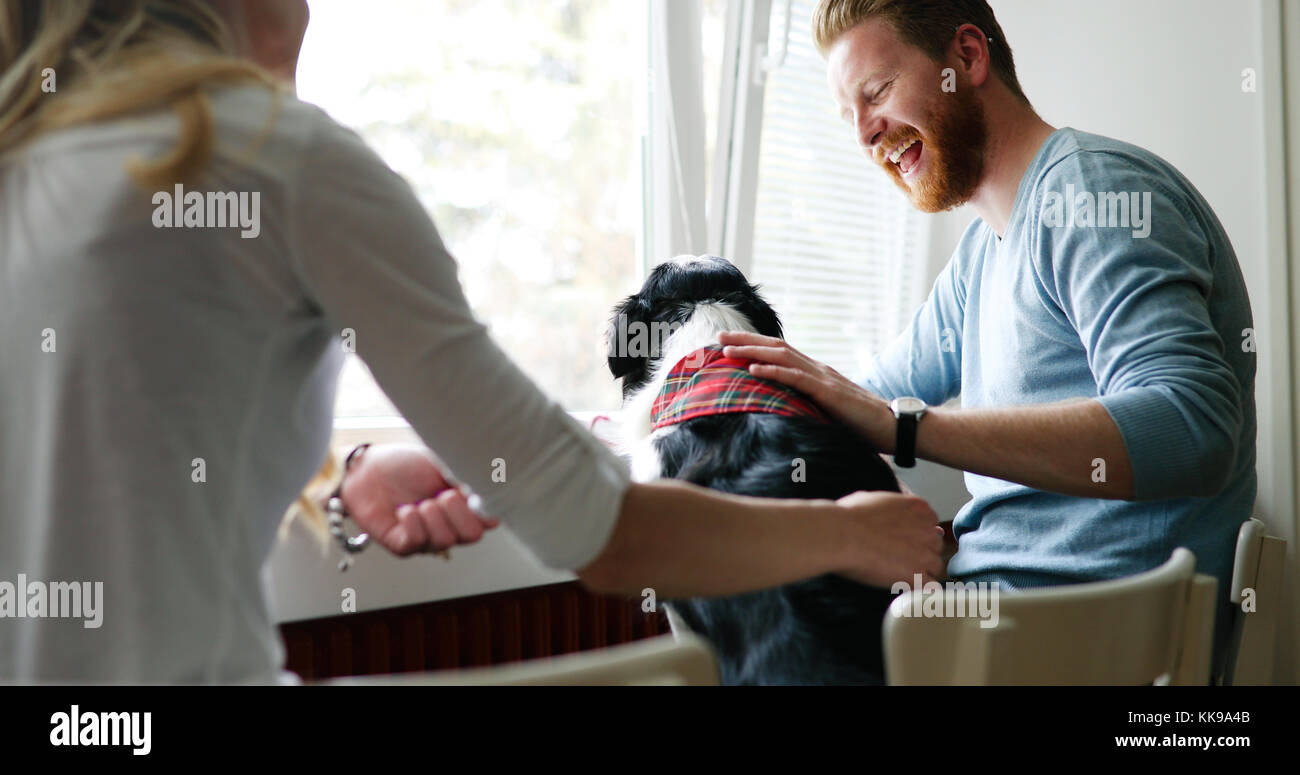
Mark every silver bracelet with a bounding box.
[328,443,371,571]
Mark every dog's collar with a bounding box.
[649,344,829,430]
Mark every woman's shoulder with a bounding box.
[6,82,356,179]
[208,83,397,196]
[208,84,363,162]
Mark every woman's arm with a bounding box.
[575,481,944,595]
[289,114,632,571]
[342,444,944,595]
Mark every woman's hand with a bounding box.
[718,331,895,451]
[579,480,946,597]
[340,443,499,556]
[834,491,946,587]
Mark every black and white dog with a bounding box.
[607,255,901,685]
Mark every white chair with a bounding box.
[884,549,1218,685]
[321,632,720,686]
[1219,517,1288,685]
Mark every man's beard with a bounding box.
[882,87,987,212]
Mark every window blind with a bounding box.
[748,0,928,379]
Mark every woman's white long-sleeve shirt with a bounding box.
[0,86,630,683]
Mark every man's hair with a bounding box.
[812,0,1030,105]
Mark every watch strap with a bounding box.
[894,413,919,468]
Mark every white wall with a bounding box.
[267,514,572,623]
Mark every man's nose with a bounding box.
[856,114,885,156]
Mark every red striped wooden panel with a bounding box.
[279,581,669,680]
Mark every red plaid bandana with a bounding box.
[650,344,830,430]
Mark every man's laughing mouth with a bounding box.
[885,137,924,179]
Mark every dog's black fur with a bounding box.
[608,256,902,685]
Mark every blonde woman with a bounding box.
[0,0,942,683]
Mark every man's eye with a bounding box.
[865,80,892,104]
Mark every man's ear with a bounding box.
[952,22,991,89]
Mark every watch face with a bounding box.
[894,397,926,415]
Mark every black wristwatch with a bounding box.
[889,397,927,468]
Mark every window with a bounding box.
[297,0,648,421]
[300,0,927,428]
[746,0,927,377]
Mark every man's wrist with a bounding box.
[875,398,898,453]
[842,388,894,451]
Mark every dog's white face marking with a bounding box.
[659,253,708,268]
[621,301,760,482]
[629,427,671,481]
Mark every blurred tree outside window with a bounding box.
[299,0,661,418]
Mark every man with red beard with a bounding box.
[721,0,1256,680]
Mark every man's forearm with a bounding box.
[575,480,849,597]
[916,398,1135,499]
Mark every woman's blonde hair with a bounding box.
[288,450,340,550]
[0,0,279,188]
[2,0,333,543]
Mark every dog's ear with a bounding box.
[608,352,641,380]
[746,283,784,339]
[606,294,650,381]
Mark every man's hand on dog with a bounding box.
[719,331,896,452]
[341,443,499,556]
